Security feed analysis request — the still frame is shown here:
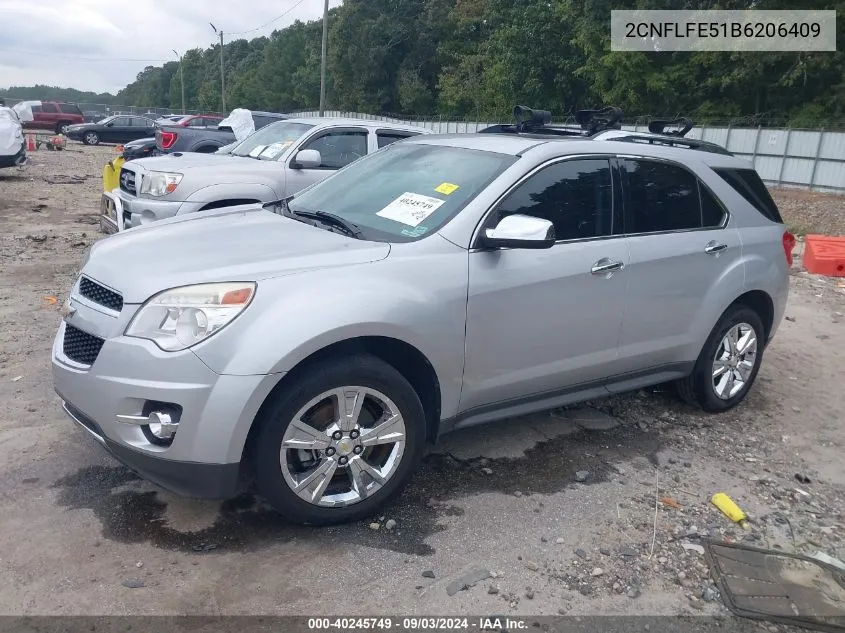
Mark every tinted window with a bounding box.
[131,117,153,127]
[41,103,58,113]
[111,117,131,126]
[700,184,726,227]
[31,105,42,113]
[377,131,418,148]
[204,117,222,127]
[623,160,700,232]
[494,159,614,240]
[713,168,782,223]
[302,130,368,169]
[59,103,82,115]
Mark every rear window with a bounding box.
[713,168,782,223]
[377,131,419,148]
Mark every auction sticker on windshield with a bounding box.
[376,192,445,227]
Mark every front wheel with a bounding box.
[675,305,765,412]
[253,354,426,525]
[83,132,100,145]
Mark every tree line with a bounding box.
[4,0,844,127]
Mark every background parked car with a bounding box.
[111,117,428,231]
[83,110,107,123]
[120,136,158,161]
[19,101,85,133]
[156,110,287,154]
[65,115,157,145]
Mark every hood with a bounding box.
[82,205,390,303]
[130,153,282,180]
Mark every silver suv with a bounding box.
[105,117,429,232]
[52,115,791,524]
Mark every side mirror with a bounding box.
[106,121,114,127]
[479,214,555,249]
[293,149,322,169]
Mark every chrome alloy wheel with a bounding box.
[280,386,407,507]
[712,322,758,400]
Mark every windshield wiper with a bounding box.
[290,208,364,239]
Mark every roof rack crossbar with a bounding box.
[647,117,694,137]
[576,106,624,134]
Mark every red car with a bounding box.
[21,101,85,134]
[163,114,224,129]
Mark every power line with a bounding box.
[0,47,169,63]
[226,0,308,36]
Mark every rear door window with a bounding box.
[622,159,701,233]
[41,103,58,113]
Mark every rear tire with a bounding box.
[253,354,426,525]
[674,305,765,412]
[55,121,71,134]
[83,132,100,146]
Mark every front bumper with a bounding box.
[115,188,201,229]
[0,141,25,168]
[62,401,240,498]
[52,288,281,498]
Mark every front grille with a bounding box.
[79,277,123,311]
[119,167,136,195]
[63,324,105,366]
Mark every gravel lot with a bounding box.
[0,145,844,624]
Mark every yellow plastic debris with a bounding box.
[102,156,125,193]
[711,492,749,528]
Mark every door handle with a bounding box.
[591,258,624,275]
[704,241,728,255]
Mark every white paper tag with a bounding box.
[376,192,445,227]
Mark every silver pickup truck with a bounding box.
[101,117,430,232]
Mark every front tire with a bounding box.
[254,354,426,525]
[675,305,765,412]
[83,132,100,146]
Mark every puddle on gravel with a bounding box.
[53,420,661,557]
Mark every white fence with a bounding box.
[296,111,845,193]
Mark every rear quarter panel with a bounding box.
[699,165,789,341]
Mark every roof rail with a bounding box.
[601,132,732,156]
[647,117,693,137]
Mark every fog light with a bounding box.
[147,411,178,439]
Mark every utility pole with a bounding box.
[172,50,185,114]
[210,23,226,113]
[319,0,329,116]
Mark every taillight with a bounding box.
[158,130,177,150]
[782,230,796,267]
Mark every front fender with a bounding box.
[191,243,469,418]
[180,183,278,214]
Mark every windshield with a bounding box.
[230,121,314,160]
[287,143,516,242]
[98,116,115,125]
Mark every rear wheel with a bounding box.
[253,354,426,525]
[83,132,99,146]
[675,305,765,412]
[55,121,71,134]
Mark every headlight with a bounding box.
[140,171,182,197]
[125,282,256,351]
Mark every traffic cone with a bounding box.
[26,133,36,151]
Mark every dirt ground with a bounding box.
[0,145,844,624]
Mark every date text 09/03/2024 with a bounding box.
[307,617,529,630]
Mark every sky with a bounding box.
[0,0,343,94]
